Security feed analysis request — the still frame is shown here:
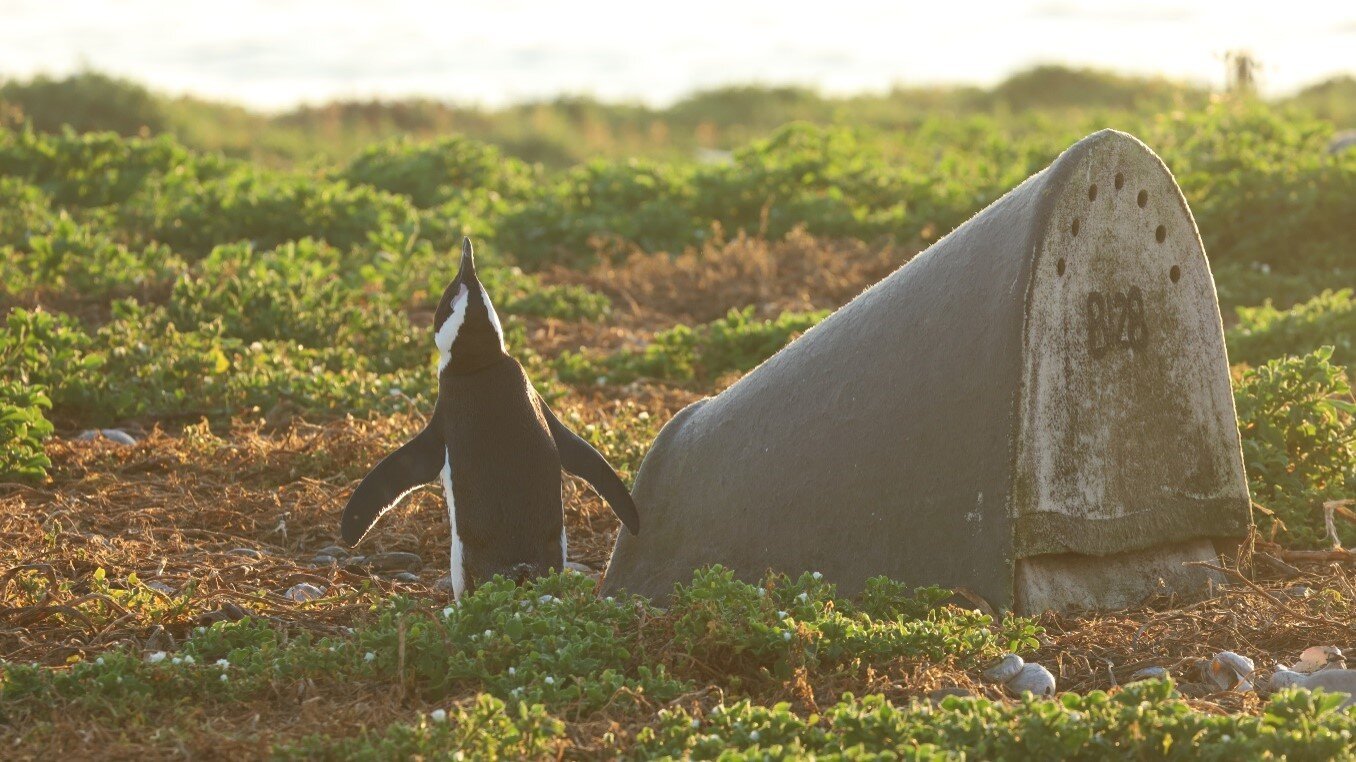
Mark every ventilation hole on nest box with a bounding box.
[1071,218,1080,236]
[1057,258,1066,276]
[1155,225,1167,243]
[1170,265,1180,283]
[1137,190,1148,208]
[1114,172,1124,190]
[1088,184,1098,201]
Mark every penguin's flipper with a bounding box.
[540,402,641,536]
[341,424,444,546]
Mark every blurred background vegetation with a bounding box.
[1,63,1353,546]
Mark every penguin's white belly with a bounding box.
[440,450,466,601]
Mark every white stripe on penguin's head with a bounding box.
[435,284,469,374]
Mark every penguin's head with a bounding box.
[433,237,506,375]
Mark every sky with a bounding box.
[0,0,1352,110]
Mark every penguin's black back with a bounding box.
[440,356,562,573]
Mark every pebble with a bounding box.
[390,572,420,583]
[196,602,248,627]
[145,581,176,596]
[433,576,456,593]
[367,552,422,572]
[563,561,595,574]
[316,545,350,559]
[227,548,264,560]
[75,429,137,445]
[312,555,339,567]
[285,583,326,602]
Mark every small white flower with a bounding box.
[483,629,493,639]
[544,676,555,685]
[511,687,523,696]
[508,667,516,676]
[219,673,228,682]
[757,589,766,597]
[171,657,182,666]
[146,651,167,664]
[216,659,230,668]
[605,596,615,603]
[750,730,761,741]
[797,592,808,602]
[388,387,402,397]
[182,655,195,665]
[538,594,554,604]
[777,610,787,619]
[783,631,792,642]
[638,411,650,421]
[96,657,105,666]
[430,708,448,723]
[116,676,123,683]
[194,626,206,635]
[690,719,700,729]
[442,607,454,618]
[811,571,822,580]
[364,652,376,662]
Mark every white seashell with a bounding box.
[1005,663,1056,696]
[982,653,1025,683]
[1293,646,1346,674]
[285,583,325,602]
[1208,651,1255,691]
[1129,666,1170,683]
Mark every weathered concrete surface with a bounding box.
[602,130,1251,613]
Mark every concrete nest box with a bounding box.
[603,130,1252,613]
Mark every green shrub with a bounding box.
[635,681,1356,760]
[0,72,169,137]
[555,307,827,386]
[1235,348,1355,547]
[0,381,53,481]
[1228,289,1354,371]
[277,695,565,761]
[354,574,688,715]
[667,567,1040,686]
[340,135,537,208]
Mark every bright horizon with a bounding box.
[1,0,1353,111]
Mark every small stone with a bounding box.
[145,581,176,596]
[100,429,137,445]
[390,572,420,583]
[317,545,350,559]
[312,555,339,567]
[285,583,326,602]
[342,556,369,570]
[564,561,594,574]
[74,429,136,445]
[367,552,422,572]
[197,602,249,627]
[227,548,264,560]
[433,576,456,593]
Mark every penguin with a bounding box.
[339,237,640,600]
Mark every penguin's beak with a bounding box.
[459,237,477,282]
